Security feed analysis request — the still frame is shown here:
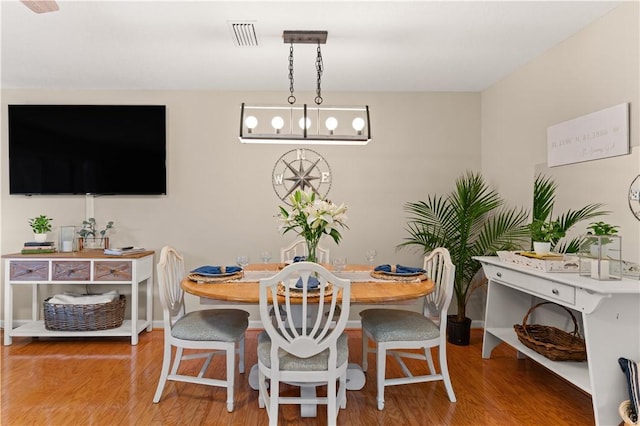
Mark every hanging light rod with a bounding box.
[239,29,372,146]
[283,30,327,44]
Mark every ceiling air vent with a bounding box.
[228,21,258,47]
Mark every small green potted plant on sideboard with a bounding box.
[579,221,621,280]
[78,218,114,250]
[28,214,53,243]
[528,219,566,255]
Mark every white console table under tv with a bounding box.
[476,256,639,426]
[3,251,154,346]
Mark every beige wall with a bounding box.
[1,90,481,322]
[481,2,640,264]
[2,2,638,327]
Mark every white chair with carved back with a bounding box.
[257,261,351,426]
[280,239,330,264]
[153,246,249,412]
[360,247,457,410]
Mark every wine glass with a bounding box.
[365,249,377,266]
[236,255,250,269]
[260,251,272,264]
[332,256,347,273]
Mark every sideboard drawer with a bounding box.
[9,261,49,281]
[94,261,132,281]
[52,261,91,281]
[484,263,575,305]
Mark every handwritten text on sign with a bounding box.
[547,103,629,167]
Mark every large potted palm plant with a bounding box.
[399,171,529,345]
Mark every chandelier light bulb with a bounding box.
[245,115,258,133]
[352,117,365,134]
[298,117,311,130]
[271,116,284,133]
[325,117,338,134]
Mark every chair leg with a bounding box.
[339,371,347,409]
[361,331,368,372]
[424,346,436,375]
[152,342,173,403]
[439,342,456,402]
[226,343,235,412]
[268,377,280,426]
[170,347,184,375]
[238,336,245,374]
[327,377,338,426]
[376,343,386,411]
[257,369,267,409]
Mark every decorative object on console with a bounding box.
[399,171,529,345]
[239,30,371,145]
[59,226,75,252]
[278,189,348,263]
[28,214,52,243]
[21,241,56,254]
[528,219,565,255]
[578,221,622,280]
[78,218,114,250]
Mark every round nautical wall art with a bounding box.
[629,174,640,221]
[272,148,331,205]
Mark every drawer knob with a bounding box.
[496,272,502,278]
[552,289,559,295]
[110,269,117,275]
[27,269,33,273]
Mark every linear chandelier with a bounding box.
[239,30,371,146]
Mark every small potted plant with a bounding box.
[580,221,621,280]
[28,215,53,242]
[528,219,566,255]
[78,218,114,250]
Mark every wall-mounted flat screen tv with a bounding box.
[8,104,167,195]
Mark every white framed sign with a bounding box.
[547,103,629,167]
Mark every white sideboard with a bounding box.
[476,256,639,426]
[3,251,154,346]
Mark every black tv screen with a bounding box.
[8,104,167,195]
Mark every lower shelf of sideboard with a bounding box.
[485,327,591,394]
[8,319,151,339]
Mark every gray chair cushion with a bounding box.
[172,309,249,342]
[360,308,439,342]
[257,331,349,371]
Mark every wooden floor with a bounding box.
[1,328,594,425]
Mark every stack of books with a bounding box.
[104,247,146,256]
[21,241,56,254]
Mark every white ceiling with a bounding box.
[1,1,621,92]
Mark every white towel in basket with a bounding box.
[48,290,119,305]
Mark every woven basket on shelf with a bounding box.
[513,301,586,362]
[43,295,126,331]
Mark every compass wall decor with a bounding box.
[272,149,331,204]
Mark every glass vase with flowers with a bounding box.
[277,190,348,263]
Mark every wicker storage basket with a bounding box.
[513,301,586,362]
[43,295,126,331]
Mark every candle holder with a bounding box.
[578,235,622,280]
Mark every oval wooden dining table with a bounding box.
[181,263,434,417]
[181,263,435,304]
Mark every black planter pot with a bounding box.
[447,315,472,346]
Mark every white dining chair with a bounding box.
[360,247,457,410]
[153,246,249,412]
[257,261,351,426]
[280,239,330,264]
